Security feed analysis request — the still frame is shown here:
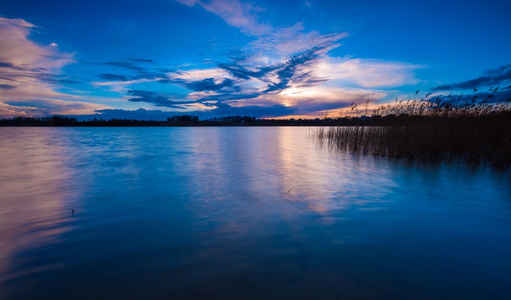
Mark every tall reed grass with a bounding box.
[317,90,511,168]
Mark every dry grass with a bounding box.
[317,90,511,168]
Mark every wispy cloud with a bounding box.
[153,42,415,115]
[90,58,172,93]
[177,0,347,63]
[128,89,195,108]
[313,58,418,88]
[235,86,386,115]
[85,1,419,118]
[98,73,129,81]
[162,47,332,104]
[167,0,418,116]
[0,17,73,89]
[0,16,108,117]
[433,64,511,91]
[93,78,160,93]
[177,0,270,36]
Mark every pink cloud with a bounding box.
[230,86,386,115]
[169,68,234,83]
[312,58,419,88]
[0,101,43,118]
[0,16,109,118]
[0,17,72,70]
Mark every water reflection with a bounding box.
[0,129,83,285]
[0,127,510,299]
[275,127,395,214]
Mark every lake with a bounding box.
[0,127,510,299]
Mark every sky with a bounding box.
[0,0,510,119]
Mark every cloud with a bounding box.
[433,64,511,90]
[0,16,108,117]
[0,84,15,90]
[91,58,173,92]
[0,101,45,118]
[155,46,409,115]
[93,78,160,93]
[128,89,194,108]
[98,73,129,81]
[85,2,417,118]
[0,99,110,119]
[247,26,347,65]
[167,68,237,91]
[80,104,293,120]
[78,107,208,121]
[128,58,155,64]
[161,47,330,103]
[80,85,384,120]
[0,17,72,71]
[78,108,181,121]
[236,86,386,116]
[211,101,295,118]
[184,78,236,91]
[101,60,147,72]
[177,0,270,36]
[428,89,511,105]
[165,0,417,117]
[95,58,167,80]
[313,58,418,88]
[1,3,421,119]
[178,0,347,62]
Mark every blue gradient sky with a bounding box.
[1,0,510,119]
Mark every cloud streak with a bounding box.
[177,0,270,36]
[434,64,511,91]
[162,0,417,116]
[85,1,420,118]
[128,89,195,108]
[153,44,416,115]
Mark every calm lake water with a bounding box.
[0,127,510,299]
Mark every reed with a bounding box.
[317,89,511,168]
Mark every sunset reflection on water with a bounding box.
[0,127,510,300]
[0,129,82,284]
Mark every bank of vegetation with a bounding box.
[316,91,511,168]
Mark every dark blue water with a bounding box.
[0,127,510,299]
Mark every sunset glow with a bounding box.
[1,0,510,119]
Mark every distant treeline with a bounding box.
[0,115,261,127]
[2,92,511,128]
[0,114,470,127]
[2,112,511,127]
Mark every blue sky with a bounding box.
[0,0,510,119]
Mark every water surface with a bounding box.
[0,127,510,299]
